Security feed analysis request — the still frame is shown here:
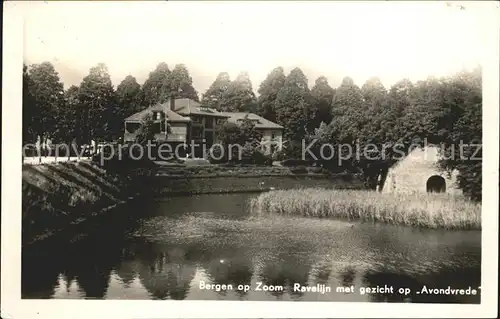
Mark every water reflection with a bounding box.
[203,255,253,297]
[22,193,481,303]
[338,267,356,287]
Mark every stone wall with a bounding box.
[382,146,461,195]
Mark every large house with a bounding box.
[124,98,283,158]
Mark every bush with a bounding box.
[251,149,273,166]
[205,143,272,166]
[205,145,227,164]
[282,159,314,167]
[290,166,308,174]
[307,166,324,174]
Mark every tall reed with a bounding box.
[249,188,481,230]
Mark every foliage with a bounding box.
[304,69,483,199]
[219,72,257,112]
[55,85,79,145]
[22,61,482,200]
[250,188,481,230]
[134,113,156,145]
[141,62,171,106]
[25,62,65,141]
[168,64,199,102]
[307,76,394,189]
[275,67,314,142]
[116,75,143,119]
[256,66,286,122]
[77,63,118,142]
[436,68,482,201]
[23,64,37,144]
[116,75,143,137]
[310,76,335,127]
[361,77,387,107]
[201,72,231,109]
[209,116,264,163]
[216,119,260,146]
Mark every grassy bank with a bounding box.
[249,188,481,230]
[154,164,351,179]
[22,161,140,244]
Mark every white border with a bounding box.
[2,1,498,318]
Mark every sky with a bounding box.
[22,1,494,95]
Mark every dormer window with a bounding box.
[154,111,163,120]
[237,119,261,125]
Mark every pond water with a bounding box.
[22,191,481,303]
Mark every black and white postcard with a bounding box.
[2,1,499,318]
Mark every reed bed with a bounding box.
[249,188,481,230]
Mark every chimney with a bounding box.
[170,96,175,111]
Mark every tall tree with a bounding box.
[359,77,389,143]
[388,78,414,108]
[310,76,335,127]
[23,64,37,144]
[309,76,396,190]
[117,75,143,118]
[435,68,482,201]
[387,78,414,142]
[134,113,156,145]
[52,85,80,154]
[219,72,257,112]
[275,68,313,145]
[331,77,364,115]
[361,77,387,107]
[402,76,449,144]
[78,63,118,142]
[213,116,263,163]
[168,64,199,102]
[26,62,65,141]
[329,76,365,143]
[200,72,231,109]
[256,66,286,122]
[142,62,171,106]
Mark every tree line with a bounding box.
[22,62,482,200]
[203,65,481,201]
[23,62,200,146]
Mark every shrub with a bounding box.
[307,166,324,174]
[290,166,308,174]
[282,159,313,166]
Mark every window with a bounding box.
[237,119,261,125]
[198,107,214,114]
[191,116,202,124]
[205,131,214,146]
[205,117,214,128]
[125,123,141,133]
[153,122,161,134]
[192,126,203,138]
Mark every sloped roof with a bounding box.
[124,104,191,122]
[125,98,228,122]
[169,98,229,118]
[219,112,283,130]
